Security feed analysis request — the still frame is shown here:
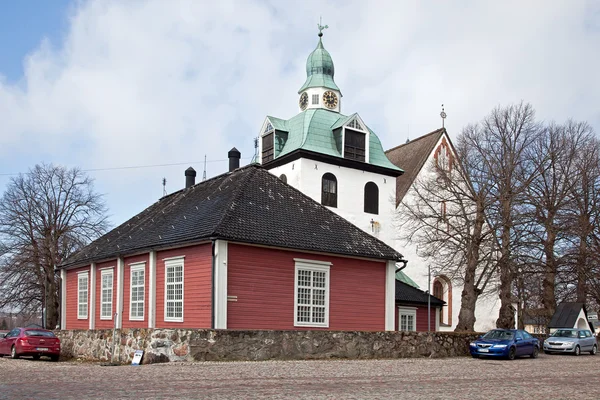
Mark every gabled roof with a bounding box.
[395,279,444,306]
[60,165,405,269]
[548,302,593,330]
[385,128,445,206]
[265,109,402,174]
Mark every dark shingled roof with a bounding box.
[385,128,445,206]
[548,302,594,330]
[395,279,444,306]
[60,165,404,269]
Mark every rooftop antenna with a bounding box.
[440,104,447,128]
[202,154,207,181]
[406,124,410,144]
[318,17,328,37]
[162,178,167,196]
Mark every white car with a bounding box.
[543,328,597,356]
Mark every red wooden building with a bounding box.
[59,164,418,332]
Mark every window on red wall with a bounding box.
[165,257,184,322]
[130,263,145,321]
[398,307,416,331]
[294,259,331,328]
[77,272,88,319]
[100,270,113,320]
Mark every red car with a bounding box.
[0,327,60,361]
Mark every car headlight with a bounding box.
[492,344,507,349]
[470,342,477,347]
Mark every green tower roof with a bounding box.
[265,109,402,173]
[298,37,340,94]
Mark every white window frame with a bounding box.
[77,272,89,319]
[129,263,146,321]
[312,94,319,105]
[398,307,417,332]
[164,257,184,322]
[100,269,114,320]
[294,258,331,328]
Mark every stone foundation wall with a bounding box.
[57,329,484,364]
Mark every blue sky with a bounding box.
[0,0,72,81]
[1,0,599,227]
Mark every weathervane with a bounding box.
[440,104,447,128]
[318,17,328,37]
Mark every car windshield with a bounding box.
[24,330,55,337]
[551,330,577,338]
[482,330,514,340]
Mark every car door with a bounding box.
[577,330,589,351]
[515,331,528,356]
[1,329,19,354]
[521,331,536,354]
[584,330,595,351]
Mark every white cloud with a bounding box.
[1,0,599,225]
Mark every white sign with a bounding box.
[588,314,598,320]
[131,350,144,366]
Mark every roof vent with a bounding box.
[185,167,196,188]
[228,147,241,172]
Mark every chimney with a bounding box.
[185,167,196,188]
[228,147,241,172]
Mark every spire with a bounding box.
[298,21,340,94]
[440,104,447,128]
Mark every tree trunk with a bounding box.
[576,234,588,303]
[496,214,515,329]
[541,229,557,324]
[455,200,485,332]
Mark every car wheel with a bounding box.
[531,346,539,358]
[10,346,19,359]
[574,345,580,356]
[507,347,516,360]
[590,345,597,355]
[471,354,479,359]
[32,355,40,360]
[50,355,59,362]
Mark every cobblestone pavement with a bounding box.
[1,353,599,399]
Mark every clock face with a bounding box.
[299,92,308,110]
[323,91,338,109]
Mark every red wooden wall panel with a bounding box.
[122,254,149,329]
[94,260,117,329]
[227,243,387,331]
[155,244,212,329]
[65,266,91,329]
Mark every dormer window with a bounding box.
[262,123,275,163]
[344,129,365,162]
[347,118,364,131]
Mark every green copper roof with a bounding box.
[298,38,340,94]
[266,109,402,172]
[396,270,420,289]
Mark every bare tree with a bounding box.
[461,102,541,329]
[0,164,109,329]
[395,133,498,332]
[521,121,595,324]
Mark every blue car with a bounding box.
[470,329,540,360]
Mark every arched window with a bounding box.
[279,174,287,184]
[364,182,379,214]
[321,173,337,208]
[433,276,452,326]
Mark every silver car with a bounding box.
[543,328,597,356]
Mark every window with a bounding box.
[262,132,274,163]
[165,258,184,322]
[279,174,287,184]
[130,264,145,320]
[433,276,452,326]
[347,118,364,131]
[77,272,89,319]
[312,94,319,105]
[435,141,452,171]
[398,308,416,331]
[294,259,331,327]
[364,182,379,214]
[100,269,114,320]
[344,129,366,162]
[321,173,337,208]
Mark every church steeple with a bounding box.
[297,23,342,113]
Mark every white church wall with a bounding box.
[267,158,397,246]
